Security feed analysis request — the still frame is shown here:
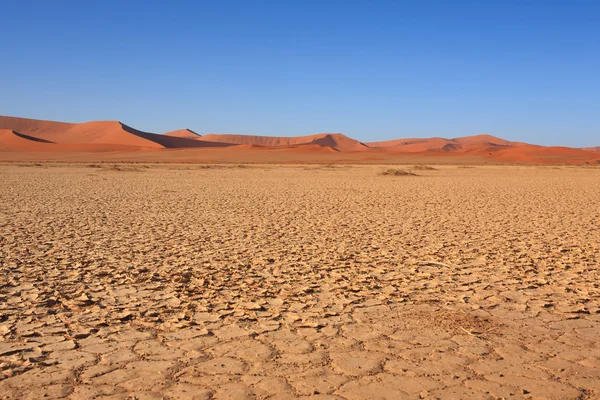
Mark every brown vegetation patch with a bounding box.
[412,165,437,170]
[379,168,417,176]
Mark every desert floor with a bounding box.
[1,163,599,400]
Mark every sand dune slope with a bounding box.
[0,116,73,138]
[0,116,233,149]
[368,134,515,153]
[489,144,600,164]
[202,133,369,151]
[453,134,512,146]
[163,129,203,140]
[1,116,598,163]
[0,129,148,153]
[0,117,164,148]
[367,137,455,152]
[0,129,55,151]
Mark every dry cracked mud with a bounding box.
[1,163,599,399]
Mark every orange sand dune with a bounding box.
[0,116,233,149]
[202,133,369,151]
[368,137,446,148]
[453,134,512,146]
[225,143,339,153]
[0,116,73,137]
[278,143,340,153]
[0,129,148,153]
[0,116,163,148]
[368,134,515,153]
[368,138,455,152]
[487,144,599,164]
[583,146,600,152]
[163,129,203,140]
[1,116,598,164]
[0,129,55,151]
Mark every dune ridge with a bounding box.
[0,129,149,153]
[0,129,56,151]
[164,128,203,140]
[1,116,598,164]
[201,133,369,152]
[366,134,513,152]
[0,117,234,150]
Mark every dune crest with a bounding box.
[0,117,235,149]
[201,132,369,152]
[367,134,514,152]
[1,116,598,164]
[452,134,512,146]
[163,129,202,140]
[0,129,55,151]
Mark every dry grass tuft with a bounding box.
[379,168,417,176]
[17,163,43,167]
[412,165,437,171]
[103,164,146,172]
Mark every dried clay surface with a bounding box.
[1,164,599,399]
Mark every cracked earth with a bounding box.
[1,163,599,399]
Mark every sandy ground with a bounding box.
[1,164,600,399]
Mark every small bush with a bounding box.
[412,165,437,170]
[102,164,145,172]
[379,168,416,176]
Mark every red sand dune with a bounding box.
[0,129,146,153]
[0,116,233,149]
[279,144,340,153]
[0,129,55,151]
[488,145,599,164]
[367,134,515,153]
[1,116,599,164]
[0,116,73,138]
[367,137,455,152]
[201,133,369,151]
[163,129,203,140]
[453,134,512,146]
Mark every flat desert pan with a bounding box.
[1,164,599,399]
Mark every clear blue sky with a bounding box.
[1,1,598,146]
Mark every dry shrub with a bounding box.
[17,163,43,167]
[191,164,250,170]
[412,165,437,170]
[409,309,501,336]
[379,168,416,176]
[103,164,145,172]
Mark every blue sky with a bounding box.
[1,1,598,146]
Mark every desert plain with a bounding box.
[1,162,599,400]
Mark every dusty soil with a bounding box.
[1,164,599,399]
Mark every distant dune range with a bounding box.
[1,115,598,164]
